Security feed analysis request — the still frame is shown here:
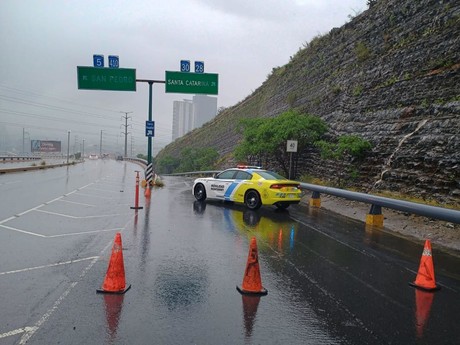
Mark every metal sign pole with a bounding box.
[136,79,165,186]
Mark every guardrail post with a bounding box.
[366,204,384,227]
[309,191,321,208]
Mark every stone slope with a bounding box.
[157,0,460,204]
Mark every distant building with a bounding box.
[172,99,194,141]
[172,95,217,140]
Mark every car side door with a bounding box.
[206,170,237,199]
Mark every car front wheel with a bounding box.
[245,190,262,210]
[194,184,207,201]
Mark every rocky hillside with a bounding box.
[156,0,460,204]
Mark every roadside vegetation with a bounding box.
[234,110,328,177]
[155,147,219,174]
[154,110,372,187]
[315,135,372,188]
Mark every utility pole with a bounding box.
[120,111,132,158]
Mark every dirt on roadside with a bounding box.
[303,194,460,257]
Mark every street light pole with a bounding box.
[67,130,71,164]
[82,139,85,160]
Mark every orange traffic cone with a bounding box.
[237,237,268,295]
[409,240,440,291]
[144,185,151,198]
[97,233,131,294]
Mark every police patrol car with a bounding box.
[192,166,302,210]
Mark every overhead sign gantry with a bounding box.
[76,56,218,187]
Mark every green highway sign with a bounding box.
[77,66,136,91]
[165,71,218,95]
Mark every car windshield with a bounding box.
[256,170,288,180]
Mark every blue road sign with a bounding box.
[146,121,155,137]
[195,61,204,73]
[93,55,104,68]
[181,60,190,72]
[108,55,119,68]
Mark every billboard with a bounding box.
[31,140,61,153]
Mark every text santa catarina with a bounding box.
[165,71,218,95]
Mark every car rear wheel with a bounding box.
[245,190,262,210]
[194,184,207,201]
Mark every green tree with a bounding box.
[178,147,219,172]
[316,135,372,187]
[155,155,180,174]
[235,110,327,176]
[194,147,219,170]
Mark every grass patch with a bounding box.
[371,190,460,210]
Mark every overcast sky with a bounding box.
[0,0,368,156]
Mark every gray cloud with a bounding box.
[0,0,367,155]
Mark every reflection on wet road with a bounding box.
[0,170,459,344]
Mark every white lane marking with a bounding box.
[0,215,18,225]
[0,224,121,238]
[19,215,133,344]
[57,199,96,207]
[18,256,100,345]
[0,256,99,276]
[0,327,38,340]
[34,209,127,219]
[16,204,46,217]
[0,224,46,237]
[0,182,95,225]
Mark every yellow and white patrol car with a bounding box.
[192,166,302,210]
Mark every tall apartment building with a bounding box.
[172,95,217,140]
[172,99,194,141]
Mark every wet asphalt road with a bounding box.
[0,160,459,344]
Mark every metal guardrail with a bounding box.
[299,183,460,225]
[0,156,41,162]
[164,170,460,225]
[0,162,78,174]
[122,158,148,167]
[163,170,220,177]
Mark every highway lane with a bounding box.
[0,165,459,344]
[0,160,138,344]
